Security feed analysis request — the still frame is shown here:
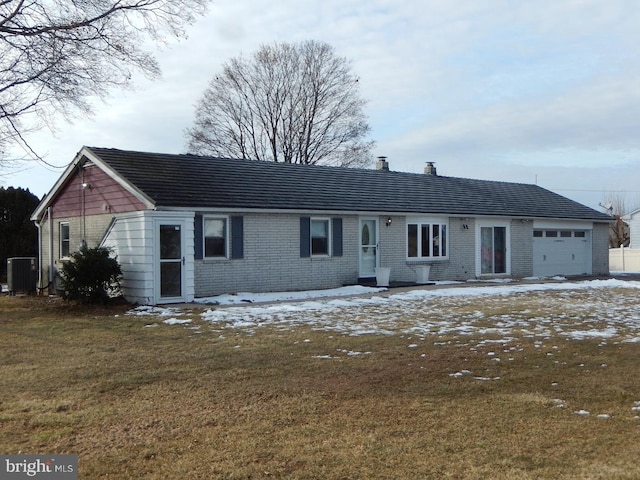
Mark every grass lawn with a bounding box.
[1,285,640,479]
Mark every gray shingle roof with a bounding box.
[88,147,611,221]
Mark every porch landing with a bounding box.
[352,278,436,288]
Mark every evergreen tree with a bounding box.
[0,187,39,282]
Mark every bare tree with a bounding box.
[0,0,208,161]
[602,192,630,248]
[186,40,375,168]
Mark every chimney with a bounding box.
[424,162,437,176]
[376,156,389,171]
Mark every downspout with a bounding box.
[81,166,86,246]
[35,218,42,291]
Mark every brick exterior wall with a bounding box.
[383,216,477,282]
[592,222,610,275]
[194,213,537,297]
[510,219,534,277]
[194,213,360,297]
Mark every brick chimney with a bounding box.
[424,162,437,176]
[376,156,389,171]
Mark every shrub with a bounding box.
[60,246,122,303]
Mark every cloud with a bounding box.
[5,0,640,212]
[390,72,640,159]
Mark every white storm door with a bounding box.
[157,221,185,303]
[359,218,379,277]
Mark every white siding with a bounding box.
[626,210,640,249]
[101,211,195,305]
[101,212,154,304]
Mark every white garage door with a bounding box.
[532,229,592,277]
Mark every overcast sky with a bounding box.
[4,0,640,212]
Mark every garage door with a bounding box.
[532,229,591,277]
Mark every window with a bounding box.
[204,217,227,258]
[534,230,587,238]
[300,217,341,258]
[60,222,70,258]
[311,219,330,256]
[407,219,448,259]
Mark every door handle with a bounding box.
[182,257,185,265]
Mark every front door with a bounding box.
[158,222,185,302]
[359,219,378,277]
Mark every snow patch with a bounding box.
[195,285,386,305]
[163,318,192,325]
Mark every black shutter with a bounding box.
[332,218,343,257]
[194,214,203,259]
[300,217,311,258]
[231,216,244,259]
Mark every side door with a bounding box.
[156,220,186,303]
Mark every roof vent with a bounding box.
[376,156,389,171]
[424,162,437,176]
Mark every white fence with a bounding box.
[609,247,640,272]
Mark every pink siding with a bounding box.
[51,165,148,218]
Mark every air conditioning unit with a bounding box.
[7,257,37,294]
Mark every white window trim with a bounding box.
[406,217,449,261]
[203,215,230,259]
[311,217,331,257]
[59,222,70,259]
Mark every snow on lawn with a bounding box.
[194,285,387,305]
[130,279,640,344]
[127,305,197,329]
[193,278,640,341]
